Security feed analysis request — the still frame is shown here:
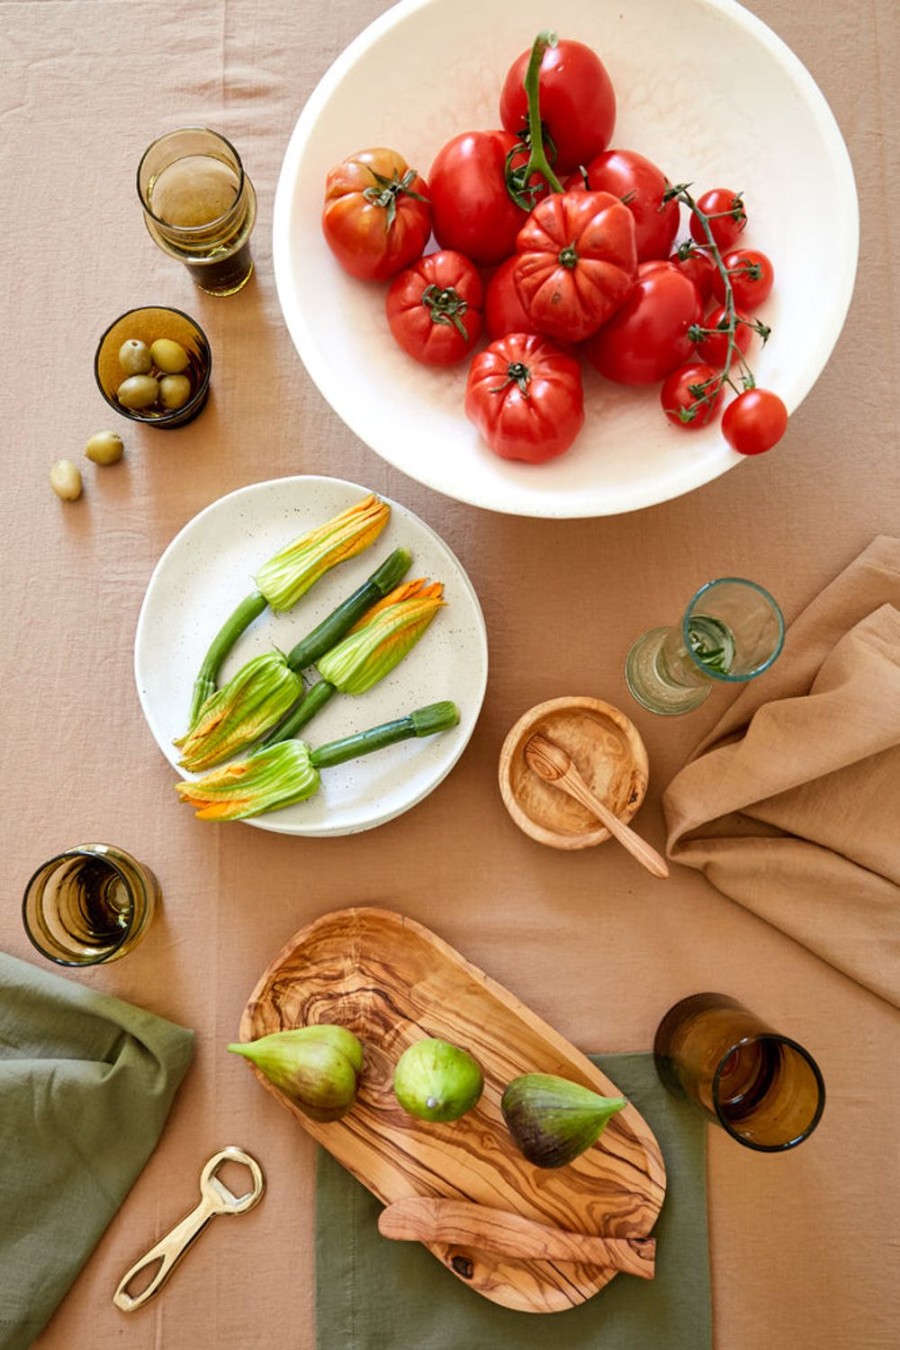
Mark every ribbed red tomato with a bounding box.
[465,332,584,463]
[386,251,484,366]
[322,148,431,282]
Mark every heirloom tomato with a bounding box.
[322,148,431,282]
[712,248,775,311]
[464,332,584,464]
[512,190,637,344]
[722,388,788,455]
[499,38,616,175]
[689,187,748,251]
[386,251,484,366]
[429,131,540,268]
[586,261,703,386]
[484,256,541,340]
[693,304,754,367]
[569,149,679,262]
[660,362,723,429]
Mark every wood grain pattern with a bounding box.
[498,697,650,851]
[238,907,666,1314]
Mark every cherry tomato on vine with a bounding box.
[429,130,541,268]
[712,248,775,311]
[692,304,754,368]
[484,256,541,340]
[464,332,584,463]
[722,388,788,455]
[322,148,431,282]
[660,362,723,430]
[512,189,637,344]
[668,243,718,303]
[386,251,484,367]
[586,262,703,386]
[689,187,747,251]
[499,38,616,175]
[567,149,679,262]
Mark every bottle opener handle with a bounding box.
[113,1146,265,1312]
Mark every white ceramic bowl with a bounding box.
[273,0,858,518]
[134,476,488,835]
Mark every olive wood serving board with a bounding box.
[238,907,666,1314]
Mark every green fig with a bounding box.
[229,1025,364,1122]
[393,1037,484,1123]
[501,1073,627,1168]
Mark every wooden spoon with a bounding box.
[524,733,669,879]
[378,1196,656,1279]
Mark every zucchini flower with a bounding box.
[188,492,390,725]
[262,579,445,747]
[175,548,412,772]
[176,701,461,821]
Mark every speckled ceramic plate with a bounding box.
[134,476,488,836]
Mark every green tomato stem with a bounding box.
[505,32,564,208]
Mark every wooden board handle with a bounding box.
[378,1197,656,1280]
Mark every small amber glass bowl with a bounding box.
[94,305,212,429]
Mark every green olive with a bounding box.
[50,459,83,501]
[117,374,160,410]
[84,431,125,465]
[151,338,190,374]
[119,339,152,375]
[159,374,192,410]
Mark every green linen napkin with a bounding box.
[0,951,195,1350]
[316,1052,710,1350]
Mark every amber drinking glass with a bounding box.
[23,844,160,966]
[654,993,825,1151]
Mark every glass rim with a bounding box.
[136,126,247,236]
[682,575,785,684]
[22,846,138,966]
[711,1031,826,1152]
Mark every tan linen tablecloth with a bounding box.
[1,2,899,1349]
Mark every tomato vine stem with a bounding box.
[504,31,565,209]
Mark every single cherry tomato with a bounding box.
[712,248,775,311]
[464,332,585,463]
[499,38,616,175]
[660,362,723,429]
[689,188,748,251]
[569,149,679,262]
[586,262,703,386]
[512,190,637,344]
[429,130,540,268]
[322,147,431,282]
[722,388,788,455]
[668,243,718,304]
[693,304,754,368]
[386,251,484,367]
[484,256,541,340]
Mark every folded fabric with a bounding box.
[315,1052,710,1350]
[0,952,194,1350]
[664,535,900,1007]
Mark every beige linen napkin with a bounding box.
[663,536,900,1007]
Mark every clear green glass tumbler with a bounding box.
[624,577,785,716]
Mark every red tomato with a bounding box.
[386,251,484,367]
[689,187,747,251]
[693,304,753,368]
[660,362,723,429]
[586,263,703,385]
[571,149,679,261]
[429,131,539,268]
[712,248,775,311]
[668,243,718,303]
[322,147,431,282]
[500,38,616,174]
[722,388,788,455]
[484,256,541,340]
[464,333,584,463]
[512,190,637,344]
